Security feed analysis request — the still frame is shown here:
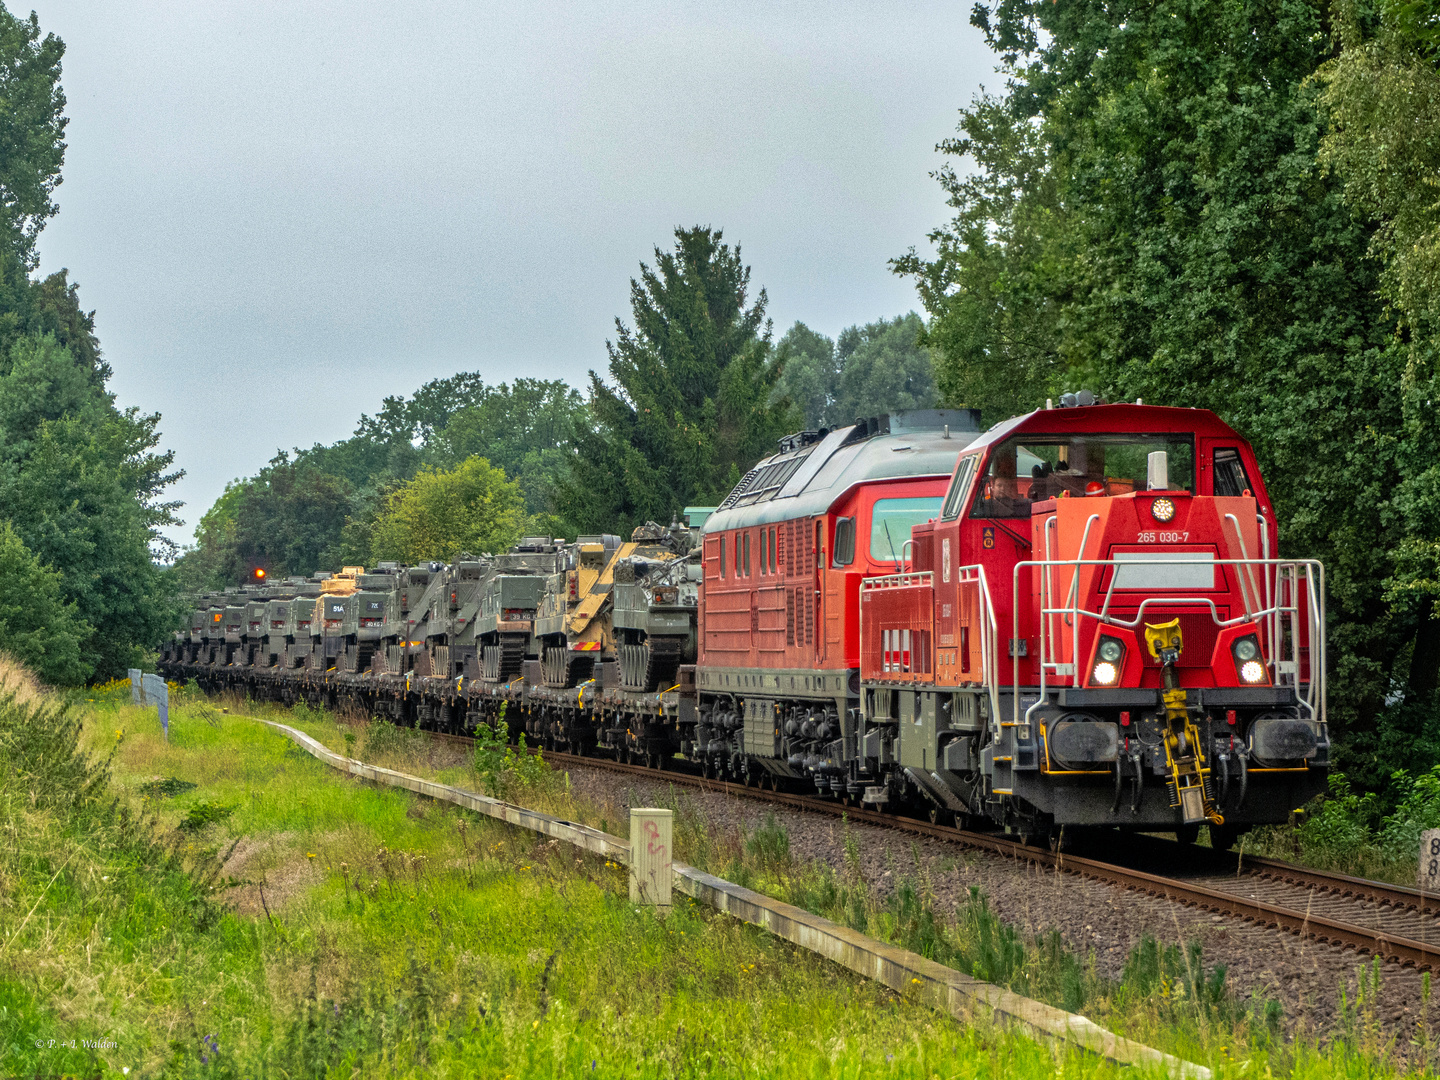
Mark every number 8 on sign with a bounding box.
[1423,829,1440,889]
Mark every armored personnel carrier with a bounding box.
[473,539,564,682]
[377,563,441,674]
[422,558,491,679]
[612,521,701,691]
[261,578,321,668]
[534,534,621,687]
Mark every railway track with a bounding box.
[423,727,1440,970]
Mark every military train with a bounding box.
[162,402,1329,848]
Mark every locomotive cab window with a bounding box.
[871,497,942,564]
[832,517,856,567]
[972,434,1196,519]
[941,455,979,520]
[1212,448,1253,498]
[718,536,726,578]
[743,531,751,576]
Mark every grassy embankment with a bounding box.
[2,669,1139,1079]
[0,668,1425,1077]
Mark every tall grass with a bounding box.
[1,678,1149,1078]
[17,682,1437,1076]
[1243,769,1440,883]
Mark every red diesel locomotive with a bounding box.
[697,401,1328,847]
[168,400,1327,849]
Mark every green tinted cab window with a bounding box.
[870,497,943,562]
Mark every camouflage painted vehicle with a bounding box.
[377,563,442,675]
[612,522,701,691]
[263,578,321,668]
[533,534,621,687]
[422,558,491,679]
[472,539,564,683]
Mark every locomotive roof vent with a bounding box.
[886,408,982,434]
[777,429,827,454]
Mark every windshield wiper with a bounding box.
[884,520,901,570]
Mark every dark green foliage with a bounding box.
[0,308,181,685]
[138,776,198,799]
[555,227,798,535]
[770,322,837,430]
[432,379,586,516]
[0,521,88,684]
[0,9,66,271]
[178,798,234,832]
[1317,0,1440,707]
[773,314,940,430]
[900,0,1431,764]
[0,8,182,681]
[198,457,355,581]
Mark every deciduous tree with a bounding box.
[369,457,525,563]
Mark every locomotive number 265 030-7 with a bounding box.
[1136,531,1190,543]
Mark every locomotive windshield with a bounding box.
[870,496,943,562]
[971,434,1195,519]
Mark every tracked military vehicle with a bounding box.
[473,539,564,682]
[377,563,441,674]
[613,522,702,691]
[422,558,491,679]
[534,534,621,687]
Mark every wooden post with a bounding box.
[1421,829,1440,891]
[629,808,673,909]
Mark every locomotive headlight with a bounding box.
[1233,636,1259,662]
[1098,638,1124,663]
[1091,661,1120,686]
[1239,660,1267,684]
[1151,497,1176,523]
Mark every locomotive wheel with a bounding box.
[1175,823,1201,846]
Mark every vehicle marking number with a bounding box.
[1136,531,1189,543]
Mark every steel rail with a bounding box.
[416,729,1440,969]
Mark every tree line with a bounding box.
[174,227,942,587]
[894,0,1440,785]
[0,9,180,684]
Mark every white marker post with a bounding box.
[142,673,170,742]
[629,808,673,910]
[1421,829,1440,891]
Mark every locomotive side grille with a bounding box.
[804,589,814,645]
[786,588,796,646]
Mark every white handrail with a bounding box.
[1011,555,1325,727]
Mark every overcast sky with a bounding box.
[28,1,993,546]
